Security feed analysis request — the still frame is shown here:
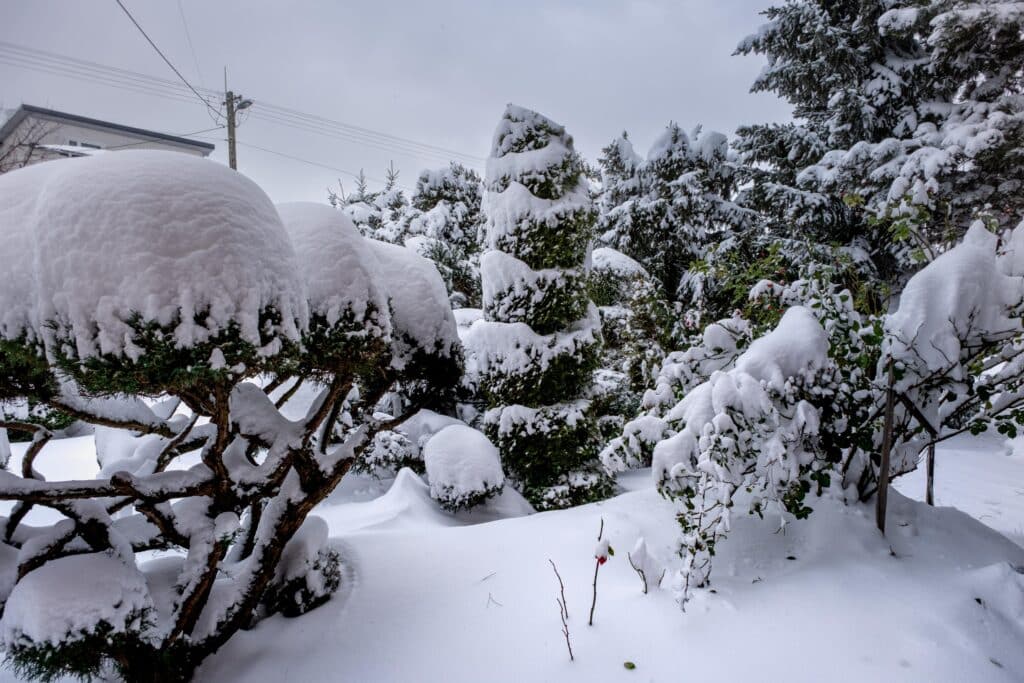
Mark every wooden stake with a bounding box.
[876,360,895,534]
[926,442,935,506]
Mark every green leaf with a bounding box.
[623,662,636,671]
[608,546,615,556]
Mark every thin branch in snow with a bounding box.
[549,559,568,620]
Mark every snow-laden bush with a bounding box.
[423,425,504,511]
[882,221,1024,477]
[612,261,886,604]
[462,105,612,509]
[656,307,834,601]
[356,409,465,476]
[0,157,460,682]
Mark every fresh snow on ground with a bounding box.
[895,433,1024,549]
[1,432,1021,682]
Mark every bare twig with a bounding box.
[627,551,648,594]
[556,597,573,662]
[549,559,568,620]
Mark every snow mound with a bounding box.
[591,247,646,277]
[276,202,390,336]
[1,552,153,646]
[733,305,829,389]
[398,409,465,450]
[886,222,1024,376]
[0,151,306,359]
[364,239,460,367]
[423,425,504,509]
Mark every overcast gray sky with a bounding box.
[1,0,790,203]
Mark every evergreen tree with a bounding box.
[406,162,486,307]
[597,124,756,305]
[464,104,612,509]
[736,0,1024,268]
[331,165,412,243]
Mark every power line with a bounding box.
[104,125,224,149]
[256,102,484,164]
[247,109,467,167]
[0,41,216,98]
[233,140,411,191]
[176,0,204,87]
[0,40,483,168]
[112,0,221,121]
[0,54,203,108]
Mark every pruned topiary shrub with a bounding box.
[0,158,460,682]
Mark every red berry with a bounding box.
[598,556,607,565]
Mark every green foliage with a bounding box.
[4,614,156,683]
[52,311,298,398]
[431,481,503,512]
[479,106,609,509]
[263,547,342,619]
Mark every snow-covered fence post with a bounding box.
[0,158,460,682]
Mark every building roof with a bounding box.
[0,104,215,154]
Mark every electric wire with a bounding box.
[0,41,482,167]
[112,0,223,122]
[176,0,205,88]
[104,125,225,149]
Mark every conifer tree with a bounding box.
[406,163,486,306]
[597,124,756,305]
[736,0,1024,268]
[464,105,612,509]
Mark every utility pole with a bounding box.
[225,88,237,170]
[223,68,252,171]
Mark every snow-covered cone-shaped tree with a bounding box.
[464,105,612,509]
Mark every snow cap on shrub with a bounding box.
[423,424,504,511]
[0,151,307,361]
[364,238,461,370]
[276,202,391,337]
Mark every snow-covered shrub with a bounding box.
[462,105,612,509]
[656,307,835,601]
[358,430,420,474]
[261,517,341,619]
[2,552,155,683]
[610,256,887,603]
[0,156,460,682]
[423,425,504,511]
[880,221,1024,483]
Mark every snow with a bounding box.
[193,476,1024,683]
[0,430,1022,681]
[885,222,1024,377]
[1,552,153,646]
[275,202,390,335]
[733,305,830,389]
[483,181,591,250]
[590,247,646,277]
[397,409,465,450]
[0,151,306,359]
[422,425,504,504]
[896,433,1024,548]
[461,307,600,382]
[363,238,460,367]
[480,249,580,315]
